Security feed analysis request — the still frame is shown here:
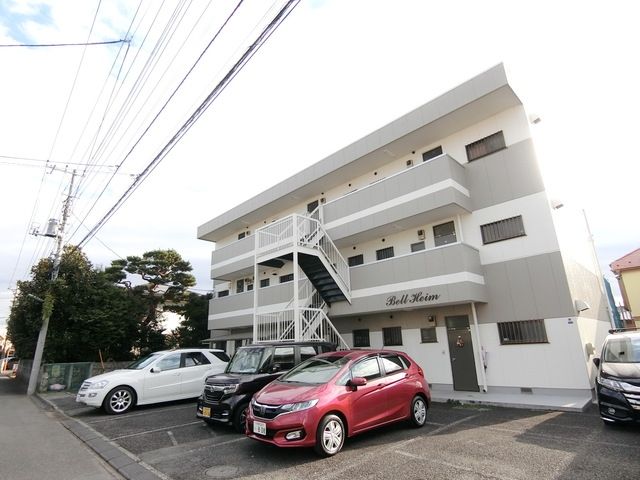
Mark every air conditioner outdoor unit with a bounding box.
[417,229,425,240]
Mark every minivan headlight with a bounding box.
[599,376,635,392]
[280,399,318,413]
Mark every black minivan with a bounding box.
[593,328,640,424]
[196,341,336,431]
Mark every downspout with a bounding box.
[293,215,300,342]
[471,302,488,392]
[253,232,259,343]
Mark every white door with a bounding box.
[143,352,182,402]
[180,352,215,397]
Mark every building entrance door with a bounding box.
[446,315,479,392]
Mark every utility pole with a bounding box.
[27,170,77,395]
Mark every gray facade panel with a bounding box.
[257,283,294,305]
[209,314,252,330]
[210,235,254,280]
[346,242,482,287]
[330,281,487,317]
[210,291,253,316]
[477,251,574,325]
[326,187,471,244]
[323,155,467,223]
[466,139,544,211]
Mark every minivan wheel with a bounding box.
[103,386,135,414]
[315,414,345,457]
[233,402,249,433]
[410,395,427,427]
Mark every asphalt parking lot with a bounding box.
[48,393,640,480]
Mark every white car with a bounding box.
[76,348,229,414]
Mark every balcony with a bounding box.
[322,154,470,247]
[208,283,294,330]
[210,234,255,280]
[329,242,487,317]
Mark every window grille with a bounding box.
[497,319,548,345]
[466,131,506,161]
[481,215,526,244]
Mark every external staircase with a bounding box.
[253,210,351,349]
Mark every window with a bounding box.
[433,221,457,246]
[238,231,247,240]
[352,357,381,380]
[246,282,253,291]
[300,346,318,362]
[481,215,526,244]
[236,279,244,293]
[348,254,364,267]
[273,346,295,370]
[280,273,294,283]
[466,131,506,161]
[380,354,406,374]
[307,200,319,213]
[217,290,229,298]
[420,327,438,343]
[497,319,548,345]
[183,352,211,367]
[156,353,181,371]
[353,329,370,347]
[376,246,394,261]
[422,145,443,162]
[260,278,270,288]
[210,351,230,362]
[411,241,425,252]
[383,326,403,346]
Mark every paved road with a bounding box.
[48,393,640,480]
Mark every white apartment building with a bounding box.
[197,64,610,408]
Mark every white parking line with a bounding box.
[111,421,203,440]
[86,404,196,424]
[167,431,179,446]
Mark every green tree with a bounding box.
[104,249,196,355]
[169,292,212,348]
[7,247,144,362]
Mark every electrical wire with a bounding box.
[76,0,301,249]
[0,39,127,48]
[69,0,246,244]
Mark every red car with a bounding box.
[246,349,430,456]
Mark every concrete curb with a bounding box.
[36,393,169,480]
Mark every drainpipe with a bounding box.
[293,215,300,342]
[253,232,258,343]
[471,302,488,392]
[456,214,464,243]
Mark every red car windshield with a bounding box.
[279,356,350,384]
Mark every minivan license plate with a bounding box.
[253,421,266,435]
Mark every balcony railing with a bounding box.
[255,307,349,350]
[256,214,351,293]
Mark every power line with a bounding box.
[77,0,301,249]
[70,0,246,244]
[0,39,128,48]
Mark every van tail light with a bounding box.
[417,366,424,377]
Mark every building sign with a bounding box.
[386,291,441,307]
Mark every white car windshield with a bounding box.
[603,337,640,363]
[127,352,163,369]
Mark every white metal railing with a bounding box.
[255,307,349,350]
[256,214,351,294]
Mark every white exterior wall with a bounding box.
[462,191,560,265]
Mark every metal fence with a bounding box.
[13,359,130,393]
